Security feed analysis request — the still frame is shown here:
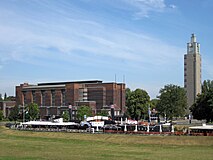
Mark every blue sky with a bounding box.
[0,0,213,99]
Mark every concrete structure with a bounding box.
[184,34,201,113]
[16,80,125,120]
[0,101,16,118]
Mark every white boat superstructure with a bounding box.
[21,118,78,127]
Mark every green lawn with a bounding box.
[0,126,212,160]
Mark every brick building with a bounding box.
[0,101,16,118]
[16,80,126,120]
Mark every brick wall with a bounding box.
[16,81,126,118]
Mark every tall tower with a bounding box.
[184,34,201,113]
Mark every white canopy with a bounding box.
[21,119,77,126]
[189,124,213,130]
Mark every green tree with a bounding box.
[0,93,2,101]
[126,88,150,120]
[77,105,92,120]
[62,110,69,122]
[8,105,19,122]
[4,93,7,101]
[97,110,109,116]
[190,80,213,123]
[26,103,39,121]
[5,96,15,101]
[202,80,213,95]
[156,84,187,121]
[0,110,3,121]
[150,99,159,110]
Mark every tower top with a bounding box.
[191,33,196,42]
[187,33,200,54]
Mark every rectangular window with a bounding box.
[46,108,49,115]
[57,107,60,115]
[51,90,55,106]
[32,91,36,103]
[61,90,65,106]
[41,91,45,106]
[22,92,27,105]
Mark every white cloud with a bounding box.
[0,0,185,97]
[116,0,167,18]
[169,4,176,9]
[0,0,181,68]
[0,15,184,70]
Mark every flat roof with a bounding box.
[23,84,66,90]
[38,80,103,86]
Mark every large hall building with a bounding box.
[16,80,126,120]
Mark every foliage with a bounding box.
[190,80,213,123]
[4,93,7,101]
[0,110,3,121]
[150,99,159,110]
[26,103,39,121]
[1,93,15,101]
[156,84,187,121]
[97,110,109,116]
[62,110,70,122]
[126,88,150,120]
[77,105,92,120]
[8,105,20,122]
[5,96,15,101]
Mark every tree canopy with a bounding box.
[4,93,7,101]
[156,84,187,121]
[97,110,108,116]
[190,80,213,123]
[126,88,150,120]
[26,103,39,121]
[150,99,159,110]
[77,105,92,120]
[0,93,2,101]
[8,105,20,122]
[62,110,69,122]
[0,110,3,121]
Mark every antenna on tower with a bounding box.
[115,74,117,83]
[123,75,125,83]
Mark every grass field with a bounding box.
[0,126,213,160]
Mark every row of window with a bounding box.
[45,108,76,116]
[23,90,66,106]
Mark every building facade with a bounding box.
[0,101,16,118]
[184,34,201,113]
[16,80,126,120]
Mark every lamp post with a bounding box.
[68,104,72,122]
[124,117,127,132]
[110,104,115,121]
[23,101,25,123]
[147,105,151,133]
[189,114,192,124]
[148,105,151,123]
